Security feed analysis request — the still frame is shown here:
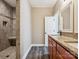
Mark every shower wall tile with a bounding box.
[0,0,16,51]
[10,8,16,37]
[0,0,11,17]
[0,0,12,51]
[13,19,16,36]
[12,9,16,36]
[0,16,10,51]
[13,8,16,18]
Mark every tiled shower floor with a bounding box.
[0,46,16,59]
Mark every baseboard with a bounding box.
[31,44,45,46]
[22,45,32,59]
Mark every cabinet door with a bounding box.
[50,43,53,59]
[49,43,52,59]
[57,44,76,59]
[51,39,56,59]
[56,51,63,59]
[48,38,51,59]
[48,37,53,59]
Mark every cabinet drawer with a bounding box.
[57,44,76,59]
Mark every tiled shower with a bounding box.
[0,0,16,59]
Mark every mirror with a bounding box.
[61,5,72,32]
[59,0,78,39]
[59,0,74,37]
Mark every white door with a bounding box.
[45,16,59,46]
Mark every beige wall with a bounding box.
[53,0,64,15]
[32,7,53,44]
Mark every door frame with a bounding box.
[16,0,20,59]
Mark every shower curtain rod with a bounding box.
[0,13,16,19]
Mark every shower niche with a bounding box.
[3,21,8,26]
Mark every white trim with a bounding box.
[22,45,32,59]
[31,44,45,46]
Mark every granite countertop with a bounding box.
[48,35,78,57]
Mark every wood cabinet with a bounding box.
[48,36,77,59]
[48,36,53,59]
[57,44,76,59]
[56,51,63,59]
[48,36,57,59]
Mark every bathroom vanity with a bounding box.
[48,35,78,59]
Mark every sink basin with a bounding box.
[64,41,78,43]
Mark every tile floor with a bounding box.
[26,46,49,59]
[0,46,16,59]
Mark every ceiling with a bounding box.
[4,0,16,7]
[29,0,57,7]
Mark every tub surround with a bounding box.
[48,35,78,58]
